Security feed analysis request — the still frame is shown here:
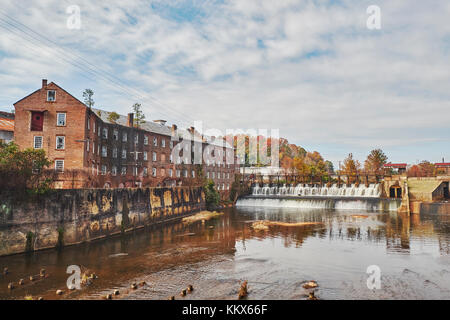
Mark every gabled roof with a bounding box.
[384,162,407,168]
[0,117,14,132]
[435,163,450,167]
[13,82,87,107]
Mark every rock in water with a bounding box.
[238,281,248,300]
[187,285,194,293]
[302,281,318,289]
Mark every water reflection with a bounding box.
[0,207,450,300]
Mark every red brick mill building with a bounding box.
[13,80,238,197]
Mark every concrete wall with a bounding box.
[0,187,204,257]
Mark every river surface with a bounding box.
[1,206,450,300]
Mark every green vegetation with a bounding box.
[25,231,34,252]
[132,103,146,128]
[0,142,52,195]
[204,180,220,210]
[82,89,95,108]
[107,111,120,123]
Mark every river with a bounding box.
[1,206,450,300]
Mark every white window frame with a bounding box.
[101,146,107,157]
[152,152,157,162]
[121,167,127,175]
[143,167,148,176]
[113,147,118,158]
[152,167,157,177]
[34,136,43,149]
[153,137,157,147]
[102,128,108,139]
[55,160,64,172]
[47,90,56,102]
[101,165,107,175]
[56,113,66,126]
[122,149,127,159]
[113,129,119,140]
[144,135,149,145]
[144,151,148,161]
[161,139,166,148]
[122,132,128,142]
[112,166,117,176]
[56,136,65,150]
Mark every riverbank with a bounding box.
[0,187,205,257]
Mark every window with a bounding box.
[169,169,173,177]
[212,172,215,179]
[97,144,100,155]
[134,134,138,144]
[144,135,149,145]
[135,152,139,161]
[102,128,108,139]
[176,170,181,177]
[55,160,64,172]
[170,154,173,163]
[122,149,127,159]
[143,151,148,161]
[57,113,66,126]
[101,146,107,157]
[161,139,166,148]
[121,167,127,175]
[56,136,65,150]
[192,170,195,178]
[87,118,90,130]
[113,148,118,158]
[112,166,117,176]
[122,132,127,142]
[93,122,96,133]
[34,136,43,149]
[153,137,157,147]
[218,172,220,179]
[31,112,44,131]
[47,90,56,102]
[152,168,157,177]
[143,167,148,176]
[207,172,210,179]
[183,170,188,178]
[113,129,119,140]
[170,141,174,149]
[92,164,95,174]
[86,139,90,152]
[92,142,95,154]
[133,167,138,176]
[152,152,157,162]
[98,125,101,136]
[101,165,107,175]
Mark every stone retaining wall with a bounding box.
[0,187,204,256]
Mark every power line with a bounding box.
[0,8,200,128]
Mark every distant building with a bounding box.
[384,162,407,174]
[0,111,14,144]
[13,79,238,192]
[435,162,450,176]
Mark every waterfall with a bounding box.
[251,183,381,198]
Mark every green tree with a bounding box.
[204,180,220,210]
[132,103,146,128]
[0,142,52,193]
[107,111,120,124]
[364,149,388,174]
[83,89,95,109]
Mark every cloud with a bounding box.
[0,0,449,165]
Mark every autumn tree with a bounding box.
[407,161,436,177]
[342,153,361,183]
[364,149,388,174]
[131,103,146,128]
[83,89,95,109]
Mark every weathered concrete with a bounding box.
[0,187,204,256]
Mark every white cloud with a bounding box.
[0,0,449,164]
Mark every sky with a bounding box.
[0,0,449,168]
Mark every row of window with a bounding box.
[89,124,173,148]
[207,172,231,180]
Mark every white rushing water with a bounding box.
[238,183,400,212]
[251,183,382,198]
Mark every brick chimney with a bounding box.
[42,79,48,88]
[127,113,134,127]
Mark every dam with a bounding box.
[237,183,402,212]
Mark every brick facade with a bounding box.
[13,80,239,197]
